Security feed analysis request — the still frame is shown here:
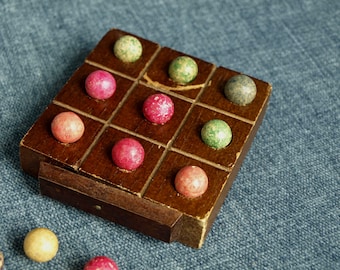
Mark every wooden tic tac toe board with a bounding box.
[20,28,272,248]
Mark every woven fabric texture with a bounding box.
[0,0,339,269]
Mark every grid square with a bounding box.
[111,83,192,145]
[199,66,272,121]
[80,126,165,195]
[20,103,103,173]
[140,47,215,100]
[54,63,134,121]
[86,28,160,79]
[172,105,253,169]
[144,151,229,218]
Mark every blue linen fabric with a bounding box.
[0,0,339,269]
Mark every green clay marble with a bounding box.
[113,35,143,63]
[201,119,232,150]
[168,56,198,85]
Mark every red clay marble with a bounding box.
[111,138,145,171]
[84,256,119,270]
[51,111,85,143]
[142,93,174,125]
[174,166,209,198]
[85,70,116,100]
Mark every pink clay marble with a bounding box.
[83,256,119,270]
[51,111,85,143]
[142,93,174,125]
[85,70,116,100]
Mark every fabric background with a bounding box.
[0,0,339,269]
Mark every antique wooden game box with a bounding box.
[20,28,272,248]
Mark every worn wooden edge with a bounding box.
[182,87,272,248]
[0,251,3,270]
[38,161,184,244]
